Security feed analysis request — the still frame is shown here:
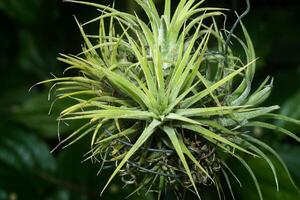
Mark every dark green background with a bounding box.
[0,0,299,199]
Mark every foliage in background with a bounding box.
[0,0,300,200]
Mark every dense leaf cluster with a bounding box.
[36,1,300,199]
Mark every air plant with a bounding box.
[34,0,300,199]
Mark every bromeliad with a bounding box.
[35,0,300,199]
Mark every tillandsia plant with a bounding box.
[33,0,300,199]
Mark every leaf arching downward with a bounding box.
[162,126,202,200]
[101,120,161,196]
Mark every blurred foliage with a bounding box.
[0,0,299,199]
[231,145,300,200]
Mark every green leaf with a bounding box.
[101,120,161,196]
[176,106,248,117]
[182,124,257,157]
[262,113,300,126]
[61,109,155,121]
[222,169,236,200]
[269,92,300,133]
[243,134,300,194]
[218,106,280,127]
[165,113,202,125]
[95,123,139,145]
[99,68,151,110]
[178,138,213,182]
[245,121,300,142]
[240,139,279,191]
[164,0,171,24]
[233,145,300,200]
[235,155,264,200]
[162,126,201,199]
[181,59,257,108]
[246,79,273,106]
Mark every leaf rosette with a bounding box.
[35,0,300,199]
